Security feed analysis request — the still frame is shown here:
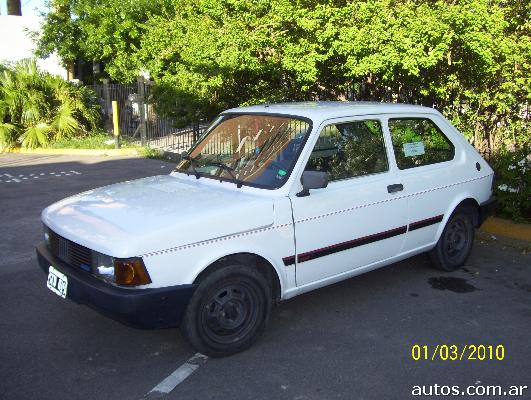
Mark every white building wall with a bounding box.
[0,15,67,79]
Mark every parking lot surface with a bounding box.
[1,154,530,400]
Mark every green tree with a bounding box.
[35,0,530,153]
[35,0,172,82]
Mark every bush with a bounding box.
[0,59,101,149]
[492,145,531,222]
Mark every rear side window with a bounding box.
[388,118,454,169]
[305,120,388,181]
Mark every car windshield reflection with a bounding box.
[175,114,311,189]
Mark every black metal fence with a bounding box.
[88,78,207,153]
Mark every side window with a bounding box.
[305,120,388,181]
[388,118,455,169]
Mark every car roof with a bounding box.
[223,101,439,121]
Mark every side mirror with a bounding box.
[296,170,328,197]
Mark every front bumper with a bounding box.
[478,196,497,226]
[36,242,197,328]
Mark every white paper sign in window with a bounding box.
[403,141,425,157]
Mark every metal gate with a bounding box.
[88,78,207,153]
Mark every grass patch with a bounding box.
[137,146,164,159]
[137,146,181,162]
[49,132,135,149]
[46,131,178,162]
[1,130,180,163]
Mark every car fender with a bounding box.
[190,247,287,295]
[142,223,294,296]
[433,192,481,243]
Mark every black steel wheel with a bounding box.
[182,264,271,357]
[430,208,475,271]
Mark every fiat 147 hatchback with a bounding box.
[37,102,496,356]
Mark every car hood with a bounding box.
[42,174,274,257]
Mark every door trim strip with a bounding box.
[284,214,444,266]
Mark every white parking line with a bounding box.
[0,171,82,183]
[1,173,20,182]
[145,353,208,398]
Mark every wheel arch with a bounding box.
[454,198,481,227]
[435,196,481,242]
[193,252,283,303]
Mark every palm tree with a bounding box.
[7,0,22,15]
[0,59,101,148]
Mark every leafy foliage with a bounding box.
[35,1,530,135]
[35,0,172,82]
[0,59,101,148]
[492,145,531,222]
[35,0,530,218]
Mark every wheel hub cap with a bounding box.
[446,220,466,256]
[204,284,255,336]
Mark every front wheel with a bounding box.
[181,264,271,357]
[429,208,475,271]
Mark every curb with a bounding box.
[479,217,531,243]
[2,147,144,156]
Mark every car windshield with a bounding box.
[175,114,311,189]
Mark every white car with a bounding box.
[37,102,496,356]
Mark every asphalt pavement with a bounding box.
[1,153,530,400]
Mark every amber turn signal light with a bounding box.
[114,258,152,286]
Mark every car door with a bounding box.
[385,115,459,252]
[289,116,408,287]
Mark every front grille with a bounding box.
[47,228,92,271]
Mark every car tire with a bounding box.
[181,264,272,357]
[429,207,475,272]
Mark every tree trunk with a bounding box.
[7,0,22,15]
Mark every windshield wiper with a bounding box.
[181,155,200,179]
[205,162,243,188]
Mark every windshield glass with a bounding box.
[175,114,311,189]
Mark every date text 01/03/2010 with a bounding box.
[411,344,505,361]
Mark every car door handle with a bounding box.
[387,183,404,193]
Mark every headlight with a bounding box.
[92,252,151,286]
[92,251,115,283]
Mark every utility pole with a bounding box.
[7,0,22,15]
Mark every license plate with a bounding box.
[47,266,68,298]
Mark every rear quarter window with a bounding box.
[388,118,455,169]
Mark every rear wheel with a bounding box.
[181,264,271,357]
[429,208,475,271]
